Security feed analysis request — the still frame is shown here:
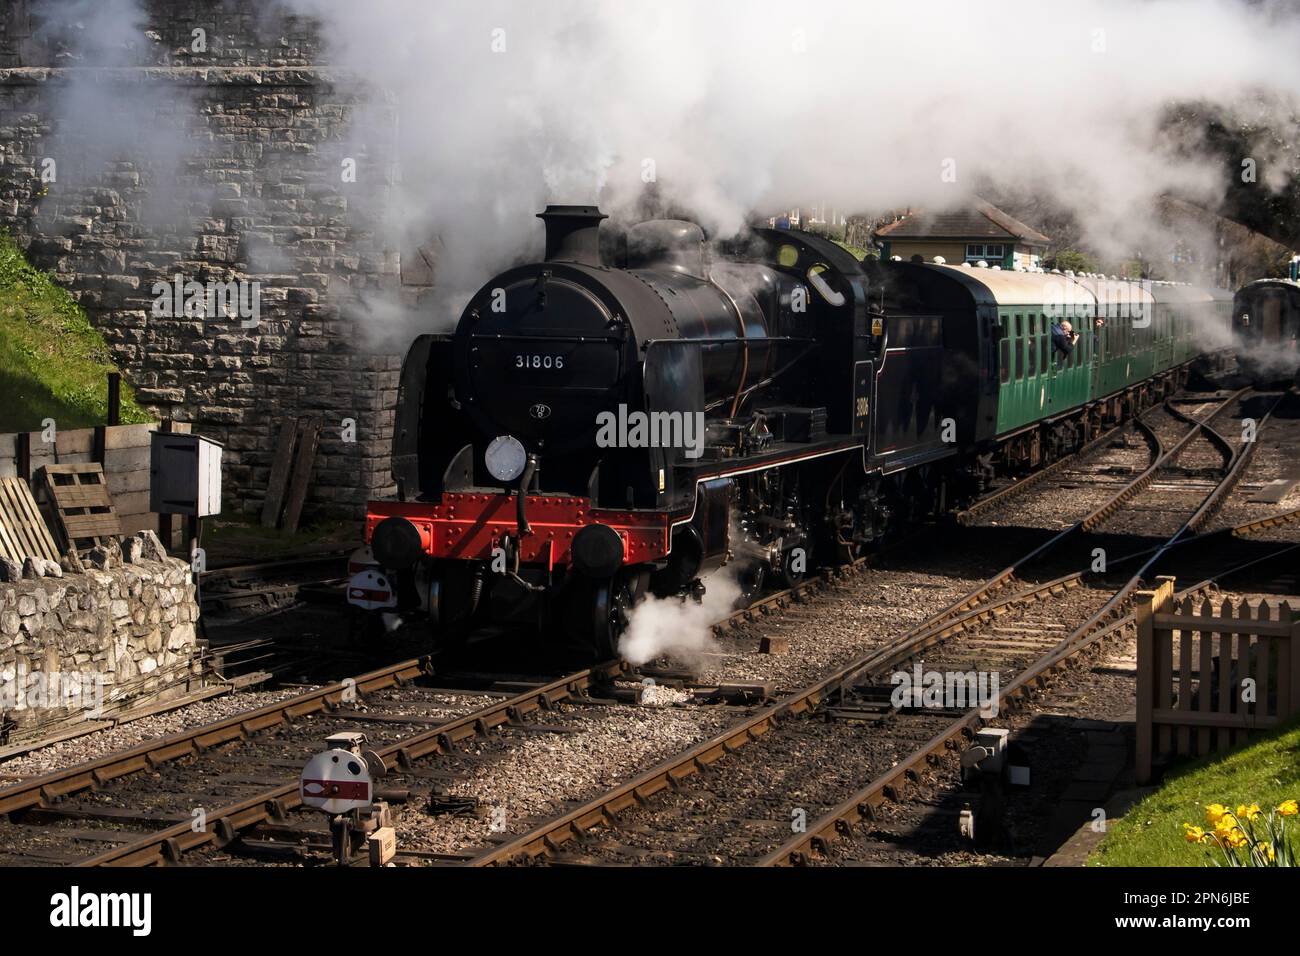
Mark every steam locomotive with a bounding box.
[347,205,1231,659]
[1232,277,1300,385]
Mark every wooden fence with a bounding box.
[0,421,190,544]
[1136,576,1300,783]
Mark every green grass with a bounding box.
[201,514,358,564]
[0,231,150,433]
[832,240,875,261]
[1090,718,1300,866]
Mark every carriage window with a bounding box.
[1041,335,1050,372]
[1015,333,1025,379]
[1015,314,1023,336]
[1027,335,1036,377]
[999,338,1010,384]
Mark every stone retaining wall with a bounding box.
[0,539,201,735]
[0,1,415,521]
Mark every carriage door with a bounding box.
[1090,312,1104,396]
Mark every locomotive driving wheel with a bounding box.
[564,568,645,662]
[736,560,768,607]
[592,573,636,661]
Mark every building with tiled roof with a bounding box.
[874,198,1051,270]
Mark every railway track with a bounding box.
[456,387,1299,866]
[0,657,631,865]
[2,389,1295,867]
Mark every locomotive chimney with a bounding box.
[538,204,607,267]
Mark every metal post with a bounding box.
[107,372,121,426]
[158,419,174,551]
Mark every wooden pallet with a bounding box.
[0,477,61,564]
[33,463,122,553]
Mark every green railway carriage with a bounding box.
[945,266,1229,454]
[873,261,1231,476]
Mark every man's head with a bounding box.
[1060,320,1073,336]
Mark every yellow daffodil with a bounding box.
[1205,803,1229,825]
[1225,829,1248,849]
[1278,799,1298,817]
[1183,824,1206,843]
[1213,815,1239,838]
[1236,803,1262,821]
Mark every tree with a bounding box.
[1046,249,1098,273]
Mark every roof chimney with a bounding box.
[537,205,607,267]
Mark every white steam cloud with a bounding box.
[284,0,1300,333]
[618,570,739,669]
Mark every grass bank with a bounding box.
[0,232,150,433]
[1090,718,1300,866]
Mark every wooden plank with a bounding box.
[104,422,160,450]
[1217,601,1237,752]
[104,446,152,474]
[0,488,24,561]
[53,430,95,456]
[281,417,320,533]
[0,476,60,562]
[1152,613,1294,637]
[50,484,113,509]
[1157,620,1173,759]
[260,420,298,529]
[62,513,123,538]
[1135,588,1157,785]
[106,490,151,517]
[1177,626,1192,755]
[41,461,110,476]
[1278,634,1292,721]
[19,480,60,561]
[104,467,151,496]
[1198,598,1213,757]
[1257,633,1272,722]
[1233,632,1248,746]
[1285,603,1300,725]
[1150,709,1280,730]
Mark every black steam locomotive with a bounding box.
[348,205,1228,658]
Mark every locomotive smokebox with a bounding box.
[538,204,607,267]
